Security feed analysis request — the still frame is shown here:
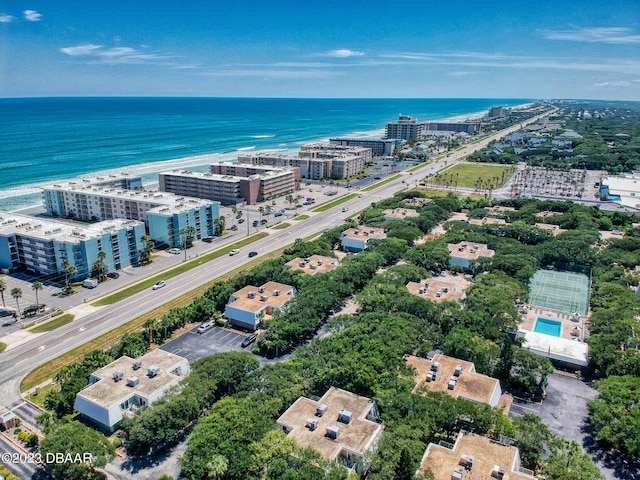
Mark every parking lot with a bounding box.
[160,325,259,362]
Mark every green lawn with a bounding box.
[29,314,74,333]
[426,163,516,188]
[93,232,268,306]
[312,193,358,213]
[293,215,309,221]
[0,342,6,354]
[28,382,57,408]
[362,175,402,192]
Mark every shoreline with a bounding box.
[0,100,533,214]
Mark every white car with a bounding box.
[168,247,181,254]
[229,249,240,256]
[152,280,166,290]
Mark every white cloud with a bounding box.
[593,80,639,88]
[60,44,103,56]
[541,27,640,44]
[23,10,42,21]
[325,49,364,58]
[0,14,14,23]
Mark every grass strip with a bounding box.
[20,246,285,392]
[0,342,6,354]
[361,175,402,192]
[293,215,309,221]
[29,314,74,333]
[271,223,290,230]
[28,383,57,408]
[311,193,358,213]
[93,232,268,306]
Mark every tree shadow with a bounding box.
[581,422,640,480]
[119,427,192,476]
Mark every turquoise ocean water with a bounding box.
[0,97,532,211]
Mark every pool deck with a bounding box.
[518,306,589,367]
[520,307,584,341]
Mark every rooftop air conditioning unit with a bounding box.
[248,291,256,299]
[273,290,280,296]
[317,260,323,265]
[426,372,435,382]
[309,264,317,270]
[431,361,440,372]
[260,294,268,301]
[315,404,328,417]
[299,262,306,267]
[132,360,142,371]
[305,418,318,431]
[448,379,457,390]
[148,365,160,378]
[259,286,265,293]
[451,467,464,480]
[326,425,340,440]
[491,465,506,479]
[454,365,463,377]
[338,409,353,424]
[113,371,124,382]
[419,287,426,294]
[127,376,139,387]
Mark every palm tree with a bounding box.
[0,278,6,308]
[32,282,43,308]
[180,226,197,261]
[11,288,22,317]
[60,259,77,294]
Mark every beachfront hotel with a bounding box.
[238,143,369,180]
[0,213,146,280]
[158,163,299,205]
[385,114,420,140]
[42,176,220,248]
[329,138,398,157]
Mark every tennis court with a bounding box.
[528,270,590,316]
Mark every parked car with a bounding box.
[252,220,259,227]
[342,207,349,212]
[229,249,240,256]
[238,218,245,223]
[152,280,166,290]
[168,247,181,254]
[196,321,214,334]
[202,236,214,243]
[82,278,98,289]
[248,251,258,258]
[303,201,312,205]
[107,272,120,279]
[241,334,257,348]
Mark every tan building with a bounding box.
[468,217,507,226]
[404,354,505,409]
[534,223,566,235]
[224,281,296,331]
[448,241,495,269]
[403,197,433,208]
[417,430,538,480]
[406,276,468,303]
[485,206,517,216]
[276,387,383,473]
[158,163,298,205]
[341,226,386,252]
[382,208,420,220]
[285,255,339,275]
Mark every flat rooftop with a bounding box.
[484,206,517,215]
[285,255,339,275]
[403,197,433,207]
[276,387,383,461]
[447,241,495,261]
[405,354,500,406]
[406,273,471,303]
[534,223,566,235]
[228,281,295,313]
[342,226,386,241]
[0,213,143,243]
[534,210,562,219]
[383,208,420,220]
[418,431,537,480]
[77,349,188,407]
[468,217,507,226]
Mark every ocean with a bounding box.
[0,97,532,212]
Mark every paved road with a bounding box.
[0,109,554,409]
[0,433,49,479]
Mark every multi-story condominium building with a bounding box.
[330,138,398,157]
[74,349,190,432]
[385,114,420,140]
[42,177,220,248]
[158,163,298,205]
[0,213,145,279]
[423,122,481,134]
[239,143,369,181]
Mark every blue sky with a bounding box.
[1,0,639,99]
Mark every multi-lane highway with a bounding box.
[0,109,553,408]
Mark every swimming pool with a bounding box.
[534,317,562,337]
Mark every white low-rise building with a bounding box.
[74,349,190,432]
